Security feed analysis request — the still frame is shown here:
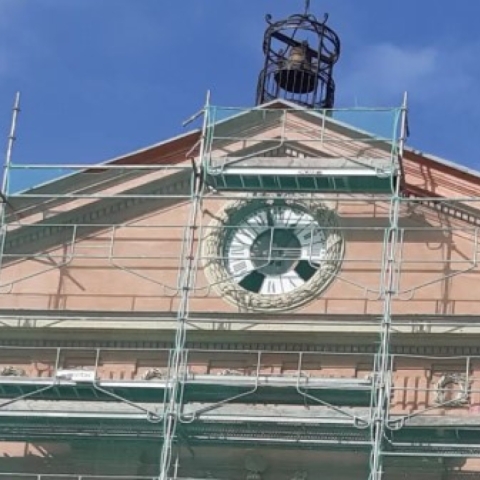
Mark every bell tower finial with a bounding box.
[304,0,311,14]
[256,2,341,109]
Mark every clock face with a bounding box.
[225,205,327,296]
[202,198,344,312]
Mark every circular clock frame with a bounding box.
[202,197,344,312]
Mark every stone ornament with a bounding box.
[435,373,470,407]
[0,366,26,377]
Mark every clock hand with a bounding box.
[266,208,274,228]
[261,210,275,266]
[269,231,292,265]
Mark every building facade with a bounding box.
[0,98,479,480]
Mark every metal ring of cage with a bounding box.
[202,197,344,312]
[257,9,340,109]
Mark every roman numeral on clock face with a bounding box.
[245,211,269,235]
[281,271,305,293]
[233,227,256,246]
[271,207,288,226]
[301,230,313,242]
[229,240,249,258]
[298,227,327,262]
[229,259,252,279]
[257,274,306,295]
[260,277,282,295]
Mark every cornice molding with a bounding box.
[403,185,480,228]
[1,336,480,356]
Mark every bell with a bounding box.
[274,42,317,94]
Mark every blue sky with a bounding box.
[0,0,479,186]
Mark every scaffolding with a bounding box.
[1,93,480,479]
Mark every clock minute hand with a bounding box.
[266,209,275,227]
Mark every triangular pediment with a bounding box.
[0,100,479,324]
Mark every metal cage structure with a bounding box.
[1,94,480,480]
[255,7,340,109]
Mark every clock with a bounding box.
[202,197,344,312]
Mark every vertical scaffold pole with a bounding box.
[2,92,20,201]
[158,91,211,480]
[370,94,408,480]
[0,92,21,278]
